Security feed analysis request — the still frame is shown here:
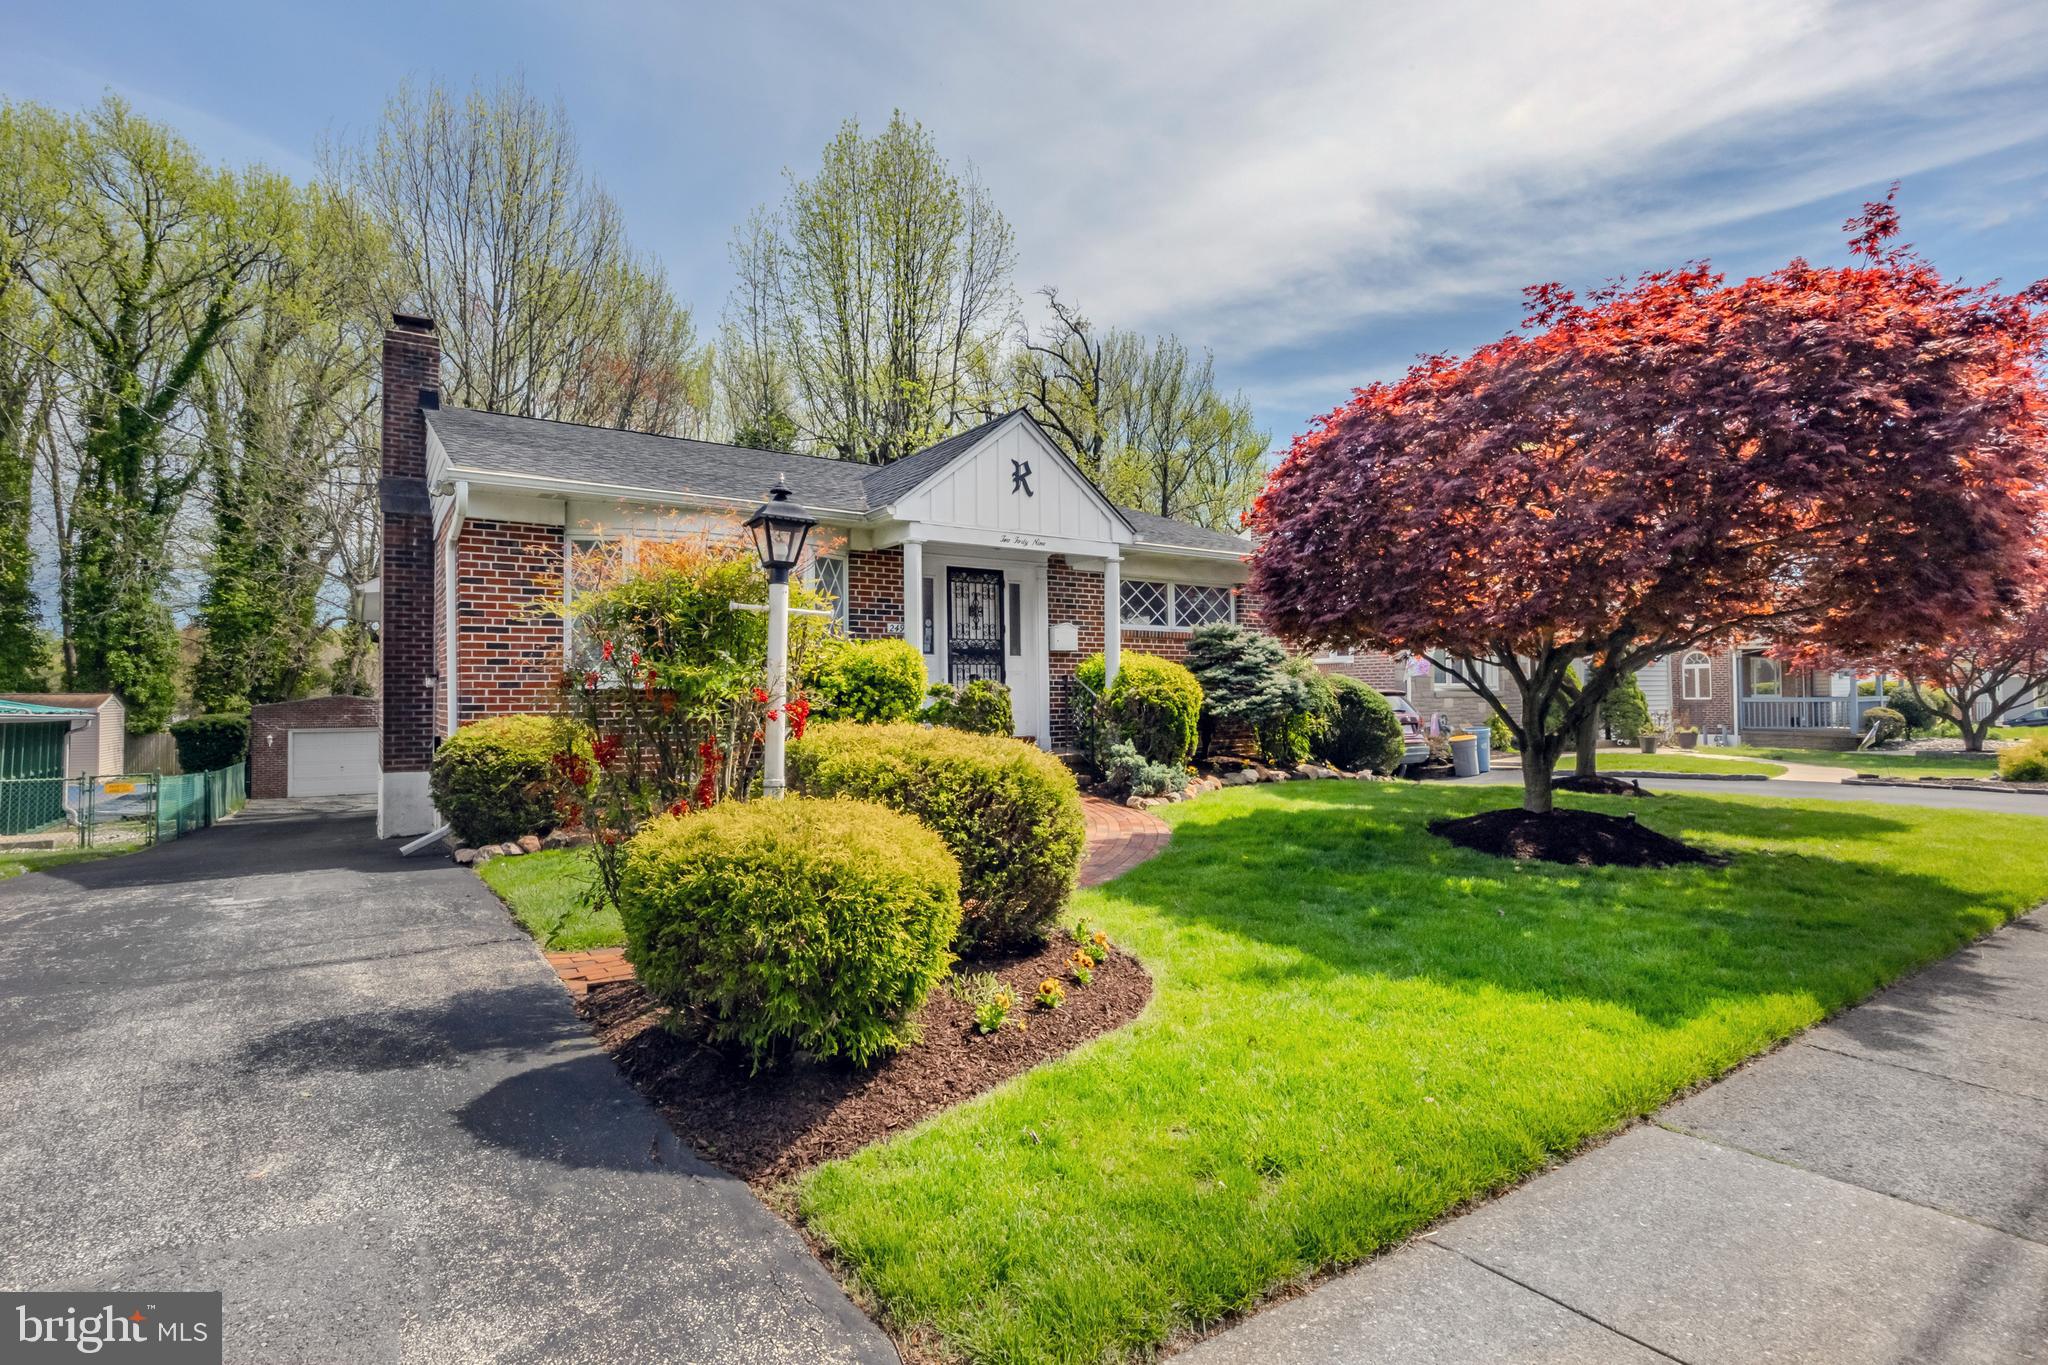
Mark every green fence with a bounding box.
[0,762,247,850]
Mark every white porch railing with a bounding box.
[1738,695,1883,732]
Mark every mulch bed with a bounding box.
[1553,774,1652,797]
[1429,806,1723,868]
[578,937,1152,1187]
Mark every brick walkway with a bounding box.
[541,794,1173,995]
[1076,794,1173,887]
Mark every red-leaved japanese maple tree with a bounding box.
[1871,582,2048,752]
[1251,197,2048,814]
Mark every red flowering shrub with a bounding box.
[556,531,831,905]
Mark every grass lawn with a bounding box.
[798,781,2048,1365]
[1543,751,1786,777]
[475,847,622,950]
[1726,745,2004,779]
[0,845,128,881]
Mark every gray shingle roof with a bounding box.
[428,407,875,513]
[427,405,1244,555]
[1120,508,1250,555]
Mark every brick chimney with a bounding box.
[377,312,441,837]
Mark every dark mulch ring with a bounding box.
[1552,773,1652,797]
[578,938,1152,1187]
[1429,806,1725,868]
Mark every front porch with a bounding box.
[1736,652,1886,749]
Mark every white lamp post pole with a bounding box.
[764,573,790,798]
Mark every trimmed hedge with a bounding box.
[923,679,1014,736]
[169,712,249,772]
[1999,738,2048,783]
[619,798,960,1068]
[430,714,587,846]
[1322,676,1405,771]
[809,638,929,723]
[1077,652,1203,767]
[1862,706,1907,744]
[789,722,1085,953]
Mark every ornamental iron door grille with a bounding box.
[946,567,1007,685]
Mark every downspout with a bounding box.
[445,480,468,736]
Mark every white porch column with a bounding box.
[1102,555,1121,686]
[901,539,924,654]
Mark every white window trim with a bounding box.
[1120,579,1238,633]
[1681,650,1714,702]
[1430,657,1499,691]
[807,551,850,634]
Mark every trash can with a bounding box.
[1474,726,1492,773]
[1449,732,1480,779]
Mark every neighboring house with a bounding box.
[0,698,93,835]
[0,693,125,776]
[1664,646,1881,749]
[366,314,1255,836]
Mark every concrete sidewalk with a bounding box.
[0,799,896,1364]
[1177,909,2048,1364]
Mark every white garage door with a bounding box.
[288,728,379,797]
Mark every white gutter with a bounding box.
[440,462,869,522]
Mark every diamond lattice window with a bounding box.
[1174,584,1234,627]
[1121,579,1169,627]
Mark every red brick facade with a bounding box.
[846,547,906,641]
[379,315,440,773]
[250,696,381,798]
[1668,648,1738,736]
[444,520,568,730]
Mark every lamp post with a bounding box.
[744,479,816,798]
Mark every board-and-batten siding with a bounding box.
[887,423,1127,545]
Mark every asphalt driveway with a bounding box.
[0,798,895,1364]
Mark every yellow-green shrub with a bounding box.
[430,714,588,846]
[1076,652,1203,767]
[618,798,960,1068]
[1998,738,2048,783]
[809,637,929,723]
[789,722,1085,953]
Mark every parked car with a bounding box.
[2006,707,2048,727]
[1383,692,1432,769]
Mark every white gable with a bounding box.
[886,418,1130,547]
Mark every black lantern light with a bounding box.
[744,479,816,584]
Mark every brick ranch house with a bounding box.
[365,315,1259,837]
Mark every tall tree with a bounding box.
[8,97,297,729]
[0,104,62,686]
[192,183,392,712]
[720,113,1016,462]
[1252,200,2048,815]
[1007,288,1268,529]
[340,76,708,434]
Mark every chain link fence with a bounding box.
[0,762,247,853]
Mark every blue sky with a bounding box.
[7,0,2048,448]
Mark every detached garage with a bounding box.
[250,696,381,799]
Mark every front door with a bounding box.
[946,567,1006,685]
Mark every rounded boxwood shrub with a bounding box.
[169,712,249,773]
[788,722,1085,953]
[618,798,960,1068]
[808,637,929,723]
[1862,706,1907,744]
[430,713,588,846]
[923,679,1014,736]
[1076,652,1203,767]
[1999,738,2048,783]
[1322,676,1405,771]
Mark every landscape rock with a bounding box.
[452,847,478,866]
[517,834,543,853]
[1125,796,1147,809]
